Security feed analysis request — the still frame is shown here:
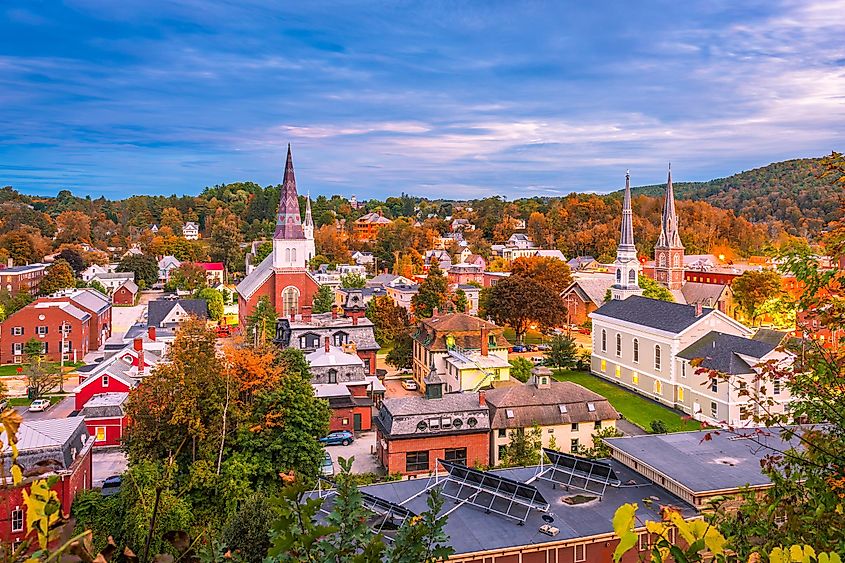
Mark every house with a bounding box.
[485,369,619,465]
[80,263,116,282]
[150,224,159,234]
[590,296,793,427]
[113,279,139,305]
[0,263,48,296]
[411,312,511,393]
[507,233,534,249]
[451,218,475,232]
[236,146,319,326]
[335,286,387,308]
[121,246,143,259]
[306,338,385,432]
[374,392,491,476]
[90,271,136,294]
[567,256,601,272]
[457,247,473,264]
[456,284,481,315]
[678,282,734,316]
[424,249,452,271]
[57,288,112,351]
[147,298,209,336]
[0,299,91,364]
[275,289,380,375]
[197,262,225,285]
[482,271,510,288]
[533,249,566,261]
[447,263,484,286]
[559,274,615,326]
[337,263,367,276]
[79,393,129,447]
[0,418,94,546]
[366,273,414,289]
[157,255,181,283]
[464,253,487,269]
[182,221,200,240]
[353,210,392,242]
[351,251,374,266]
[385,283,418,311]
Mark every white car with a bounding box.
[28,399,51,412]
[401,379,418,391]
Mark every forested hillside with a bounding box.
[632,157,841,238]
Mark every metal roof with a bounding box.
[593,295,716,334]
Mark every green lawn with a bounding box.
[552,369,703,433]
[502,327,548,345]
[6,395,66,407]
[0,361,85,377]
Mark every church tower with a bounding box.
[611,171,643,300]
[272,144,315,269]
[654,164,685,290]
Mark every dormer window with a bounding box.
[587,402,595,412]
[558,404,567,414]
[102,375,110,387]
[506,409,514,419]
[333,332,349,346]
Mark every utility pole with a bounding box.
[59,321,68,393]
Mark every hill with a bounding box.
[631,157,842,238]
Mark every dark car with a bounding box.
[101,475,122,497]
[511,345,527,353]
[319,430,354,446]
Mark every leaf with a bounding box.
[11,464,23,486]
[612,503,638,563]
[163,530,191,553]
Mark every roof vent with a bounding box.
[539,524,559,537]
[558,404,567,414]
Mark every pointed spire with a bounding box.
[274,144,305,240]
[656,163,684,249]
[619,170,635,251]
[304,191,313,228]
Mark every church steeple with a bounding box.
[611,171,642,300]
[303,191,314,240]
[274,144,305,240]
[654,163,685,290]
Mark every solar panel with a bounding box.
[438,459,550,525]
[319,478,416,540]
[537,448,622,497]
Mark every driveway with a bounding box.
[16,395,76,421]
[383,379,423,399]
[325,431,380,475]
[92,449,128,486]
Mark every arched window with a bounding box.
[673,254,680,267]
[659,254,666,267]
[633,338,639,363]
[291,248,297,262]
[628,269,636,284]
[654,345,662,371]
[616,269,621,283]
[601,329,607,352]
[328,369,337,384]
[284,248,291,262]
[281,286,300,317]
[615,333,621,356]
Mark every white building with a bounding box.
[182,222,200,240]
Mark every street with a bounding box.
[15,395,76,421]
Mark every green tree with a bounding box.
[639,275,674,302]
[577,426,623,459]
[547,334,579,369]
[170,262,208,292]
[86,279,108,295]
[23,337,43,361]
[452,288,469,313]
[509,357,534,382]
[500,425,542,467]
[339,272,366,289]
[246,296,277,345]
[209,216,244,273]
[312,284,336,314]
[196,287,225,321]
[411,264,449,318]
[57,248,85,274]
[386,332,413,370]
[366,295,410,346]
[118,254,159,288]
[39,260,76,295]
[24,357,63,399]
[221,493,279,563]
[0,290,33,319]
[731,269,783,326]
[480,276,566,344]
[253,240,273,264]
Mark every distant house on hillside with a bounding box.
[182,222,199,240]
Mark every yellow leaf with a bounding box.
[769,547,787,563]
[612,503,638,563]
[703,527,726,556]
[10,464,22,486]
[790,545,804,561]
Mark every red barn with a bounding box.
[112,280,138,305]
[79,393,129,446]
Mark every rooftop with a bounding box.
[0,263,47,274]
[307,345,365,368]
[592,295,717,334]
[676,331,780,375]
[485,382,619,428]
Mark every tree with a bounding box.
[509,357,534,382]
[221,493,278,563]
[39,260,76,295]
[412,264,449,318]
[196,287,224,321]
[0,231,39,265]
[55,211,92,245]
[577,426,623,459]
[57,248,85,274]
[170,262,208,292]
[208,214,244,273]
[547,334,579,369]
[0,290,33,319]
[452,288,469,313]
[25,356,63,399]
[366,295,410,346]
[500,425,542,467]
[510,256,572,294]
[339,272,366,289]
[117,254,159,288]
[312,284,335,314]
[731,269,783,326]
[386,332,413,370]
[253,240,273,264]
[87,279,108,295]
[480,276,566,344]
[159,207,184,232]
[314,224,352,264]
[638,275,674,302]
[246,295,277,345]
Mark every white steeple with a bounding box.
[611,171,643,300]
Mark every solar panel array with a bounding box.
[319,477,417,540]
[539,448,622,497]
[438,459,550,524]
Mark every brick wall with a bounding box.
[0,304,89,364]
[377,431,490,475]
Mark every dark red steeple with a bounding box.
[274,144,305,240]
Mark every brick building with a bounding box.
[59,289,112,351]
[560,275,615,326]
[0,418,94,545]
[112,280,139,305]
[0,299,91,364]
[0,263,48,296]
[375,392,491,476]
[353,210,392,243]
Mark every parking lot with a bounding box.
[324,431,379,475]
[92,449,128,487]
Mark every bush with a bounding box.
[221,493,278,562]
[650,420,669,434]
[509,357,534,382]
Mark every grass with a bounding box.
[6,395,65,407]
[552,369,703,433]
[0,361,85,377]
[502,327,548,345]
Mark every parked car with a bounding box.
[401,379,418,391]
[536,344,551,351]
[321,452,335,477]
[578,326,591,335]
[531,356,545,364]
[28,399,51,412]
[319,430,354,446]
[0,400,7,411]
[511,345,527,353]
[101,475,122,497]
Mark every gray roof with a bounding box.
[605,427,806,493]
[486,382,619,429]
[147,298,208,328]
[567,256,597,269]
[0,263,47,274]
[679,282,727,307]
[307,462,696,555]
[81,392,128,418]
[236,253,274,299]
[377,393,490,436]
[289,314,380,352]
[563,276,615,306]
[117,279,139,294]
[71,288,111,313]
[593,295,715,334]
[92,272,135,280]
[677,331,778,375]
[752,328,787,347]
[1,418,92,478]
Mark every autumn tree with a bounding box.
[366,296,411,346]
[314,224,352,264]
[39,260,76,295]
[208,212,244,273]
[57,248,85,275]
[510,256,573,294]
[312,284,335,314]
[169,262,208,292]
[638,275,674,302]
[411,264,449,318]
[0,231,40,265]
[339,272,366,289]
[159,207,184,232]
[731,269,783,326]
[246,296,277,345]
[117,254,159,288]
[480,276,566,344]
[55,211,92,245]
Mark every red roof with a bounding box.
[197,262,225,271]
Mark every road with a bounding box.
[92,449,128,486]
[15,395,76,421]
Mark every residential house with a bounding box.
[482,271,510,288]
[157,255,181,283]
[147,298,209,337]
[197,262,225,285]
[0,263,48,296]
[113,280,139,305]
[559,274,615,326]
[0,299,91,364]
[424,249,452,271]
[385,283,418,311]
[507,233,534,249]
[448,263,484,286]
[411,312,511,393]
[678,282,734,316]
[450,218,475,232]
[351,251,374,266]
[486,369,619,465]
[533,249,567,261]
[375,392,491,476]
[90,272,136,294]
[567,256,601,272]
[456,284,481,316]
[335,286,387,308]
[366,273,414,289]
[0,418,94,545]
[463,253,487,269]
[353,211,392,242]
[56,288,112,351]
[457,247,473,264]
[337,263,367,276]
[80,263,116,282]
[306,338,385,432]
[182,221,200,240]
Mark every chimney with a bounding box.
[331,305,339,319]
[133,337,143,352]
[147,326,156,341]
[324,336,331,352]
[695,302,703,317]
[478,391,486,407]
[301,305,312,323]
[480,326,489,356]
[351,314,358,326]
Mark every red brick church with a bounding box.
[237,145,319,326]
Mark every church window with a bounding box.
[628,269,636,284]
[601,330,607,352]
[616,269,621,283]
[654,345,662,371]
[281,286,300,317]
[615,333,621,356]
[291,248,297,262]
[673,254,680,267]
[285,248,291,262]
[633,338,639,362]
[659,254,666,268]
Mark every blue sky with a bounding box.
[1,1,843,200]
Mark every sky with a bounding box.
[1,1,844,200]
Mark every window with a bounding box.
[281,286,300,317]
[773,379,781,395]
[681,361,686,378]
[633,338,639,362]
[654,345,662,371]
[594,421,601,430]
[615,365,621,378]
[95,427,106,442]
[659,254,666,268]
[616,269,621,283]
[11,508,23,533]
[678,387,684,401]
[102,375,109,387]
[445,448,467,465]
[570,438,579,452]
[428,418,441,430]
[333,331,349,346]
[710,379,718,393]
[417,420,428,431]
[13,342,23,355]
[498,445,507,460]
[601,330,607,352]
[291,248,297,262]
[497,428,506,438]
[12,327,23,336]
[548,428,554,433]
[587,402,596,412]
[441,417,452,429]
[300,333,320,349]
[674,254,680,267]
[574,544,586,562]
[467,417,478,427]
[615,333,621,356]
[632,372,639,384]
[601,359,607,372]
[405,451,429,472]
[654,380,662,395]
[506,409,514,419]
[628,269,636,284]
[740,405,750,421]
[328,369,337,384]
[37,326,48,336]
[558,404,567,414]
[284,248,290,262]
[710,402,718,418]
[571,423,578,431]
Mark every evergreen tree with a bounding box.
[547,334,579,369]
[638,275,674,302]
[246,296,278,345]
